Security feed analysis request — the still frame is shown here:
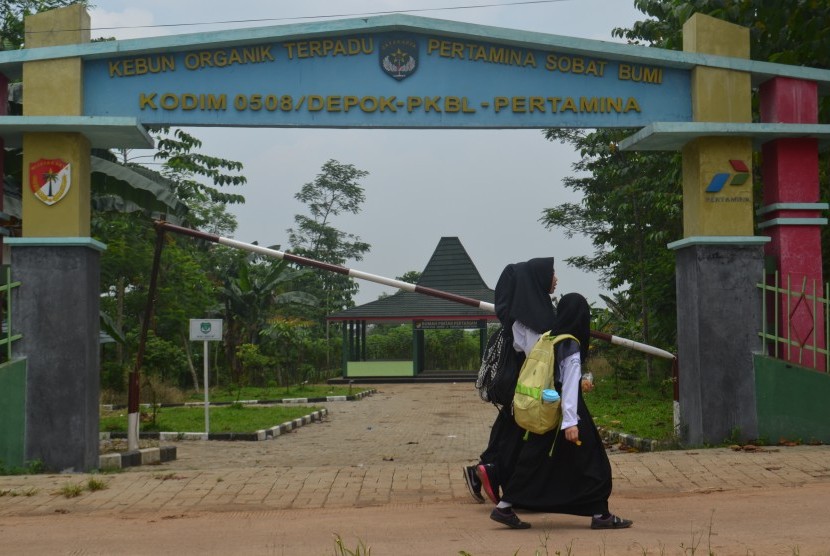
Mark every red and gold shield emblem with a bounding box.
[30,158,72,206]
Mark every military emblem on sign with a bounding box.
[379,36,418,81]
[30,158,71,206]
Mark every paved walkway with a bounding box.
[1,383,829,555]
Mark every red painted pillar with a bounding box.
[759,77,826,370]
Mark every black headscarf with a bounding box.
[551,292,591,362]
[494,257,555,333]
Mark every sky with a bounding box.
[87,0,645,306]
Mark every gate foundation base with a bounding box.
[10,238,103,472]
[670,237,766,446]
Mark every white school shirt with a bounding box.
[512,320,580,430]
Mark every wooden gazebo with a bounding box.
[327,237,498,381]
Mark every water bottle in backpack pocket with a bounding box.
[542,389,560,403]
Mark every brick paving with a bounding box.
[1,382,829,555]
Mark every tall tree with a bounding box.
[541,129,681,377]
[216,246,316,383]
[153,128,247,213]
[543,2,830,373]
[616,0,830,280]
[94,126,247,391]
[616,0,830,70]
[287,159,371,322]
[2,1,265,392]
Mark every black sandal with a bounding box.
[490,507,531,529]
[590,514,633,529]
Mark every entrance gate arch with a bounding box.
[3,5,830,470]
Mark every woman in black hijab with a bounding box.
[495,257,558,333]
[489,293,633,531]
[466,258,557,505]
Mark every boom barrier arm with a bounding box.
[154,220,676,361]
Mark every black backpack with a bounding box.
[476,326,521,407]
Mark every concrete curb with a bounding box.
[601,428,665,452]
[113,408,330,442]
[98,445,177,471]
[100,388,376,411]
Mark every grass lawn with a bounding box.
[585,373,676,443]
[100,404,322,434]
[100,375,676,443]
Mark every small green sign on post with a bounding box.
[189,319,223,436]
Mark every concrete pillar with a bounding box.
[672,14,764,444]
[680,14,753,237]
[22,4,91,237]
[674,242,763,444]
[11,240,103,472]
[13,5,102,472]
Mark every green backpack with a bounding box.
[513,333,578,435]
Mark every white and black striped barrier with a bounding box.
[154,220,676,361]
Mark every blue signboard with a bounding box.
[83,31,691,129]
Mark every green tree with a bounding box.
[96,215,222,391]
[259,318,321,386]
[424,329,481,370]
[397,270,421,284]
[219,248,317,384]
[543,2,830,379]
[235,343,271,389]
[2,1,253,396]
[96,214,156,379]
[153,128,247,212]
[287,159,371,322]
[541,129,681,378]
[93,126,246,392]
[366,324,412,360]
[91,131,246,392]
[616,0,830,70]
[616,0,830,280]
[153,233,222,389]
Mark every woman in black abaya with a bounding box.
[466,257,557,505]
[489,293,633,530]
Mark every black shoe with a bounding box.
[475,463,500,504]
[490,507,530,529]
[462,465,484,503]
[590,514,633,529]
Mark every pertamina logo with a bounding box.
[705,159,750,193]
[379,35,418,81]
[30,158,72,206]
